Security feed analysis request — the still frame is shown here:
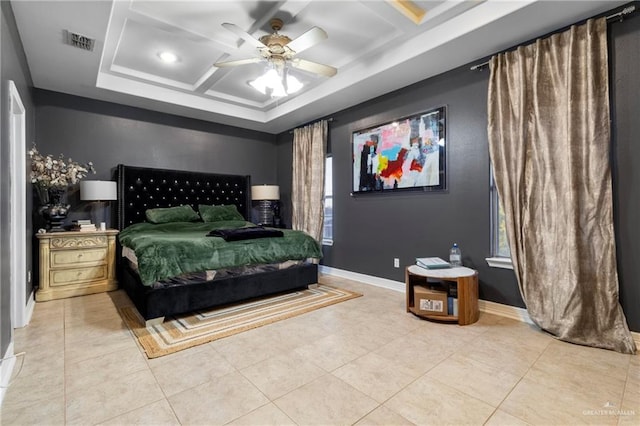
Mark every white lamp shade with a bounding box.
[80,180,117,201]
[251,185,280,200]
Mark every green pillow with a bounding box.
[145,205,200,224]
[199,204,244,222]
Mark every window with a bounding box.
[488,169,513,269]
[322,156,333,245]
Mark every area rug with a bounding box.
[120,284,361,358]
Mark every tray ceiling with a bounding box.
[11,0,627,134]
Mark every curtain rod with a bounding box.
[288,117,334,134]
[469,4,636,71]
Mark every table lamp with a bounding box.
[251,184,280,226]
[80,180,117,229]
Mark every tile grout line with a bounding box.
[232,360,290,424]
[368,326,522,425]
[133,301,187,425]
[486,334,554,424]
[616,355,634,418]
[352,336,463,423]
[65,296,161,424]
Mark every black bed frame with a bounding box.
[115,164,318,322]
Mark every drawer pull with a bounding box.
[78,254,83,258]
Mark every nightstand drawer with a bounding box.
[51,248,107,268]
[50,265,107,287]
[49,235,108,249]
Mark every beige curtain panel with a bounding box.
[292,120,328,242]
[487,18,635,353]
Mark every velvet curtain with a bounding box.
[487,18,636,353]
[292,120,327,242]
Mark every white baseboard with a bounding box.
[478,301,640,349]
[0,291,34,406]
[319,266,531,322]
[319,265,405,293]
[632,332,640,349]
[12,291,35,329]
[319,266,640,348]
[0,342,16,406]
[478,299,534,325]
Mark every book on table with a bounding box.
[416,257,451,269]
[71,220,96,232]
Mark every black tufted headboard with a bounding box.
[116,164,251,230]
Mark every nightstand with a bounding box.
[35,229,118,301]
[405,265,479,325]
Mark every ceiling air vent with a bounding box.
[64,30,95,52]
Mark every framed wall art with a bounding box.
[352,106,446,194]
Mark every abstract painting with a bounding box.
[352,106,446,194]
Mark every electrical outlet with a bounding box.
[393,258,400,268]
[27,270,32,283]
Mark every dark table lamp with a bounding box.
[80,180,117,229]
[251,184,280,226]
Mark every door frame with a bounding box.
[8,80,31,328]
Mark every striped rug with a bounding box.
[120,284,361,358]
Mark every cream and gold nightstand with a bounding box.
[36,229,118,302]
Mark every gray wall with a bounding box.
[276,15,640,332]
[1,1,35,357]
[278,66,524,310]
[611,16,640,333]
[34,90,278,227]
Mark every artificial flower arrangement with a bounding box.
[28,144,95,219]
[28,144,95,190]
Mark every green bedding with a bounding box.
[119,221,323,285]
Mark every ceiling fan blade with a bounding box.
[286,27,327,54]
[290,58,337,77]
[222,23,266,49]
[214,57,262,68]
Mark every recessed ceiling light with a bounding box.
[158,51,178,63]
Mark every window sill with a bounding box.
[485,257,513,270]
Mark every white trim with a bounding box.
[8,81,28,328]
[478,299,533,324]
[632,332,640,349]
[485,257,514,270]
[318,265,405,293]
[23,291,35,327]
[0,342,16,406]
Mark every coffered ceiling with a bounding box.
[11,0,627,134]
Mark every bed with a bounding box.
[115,164,320,324]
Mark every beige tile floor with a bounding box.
[1,274,638,425]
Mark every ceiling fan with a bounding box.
[214,18,337,78]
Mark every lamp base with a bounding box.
[256,200,274,226]
[90,201,107,229]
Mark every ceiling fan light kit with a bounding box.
[249,67,303,97]
[217,18,336,98]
